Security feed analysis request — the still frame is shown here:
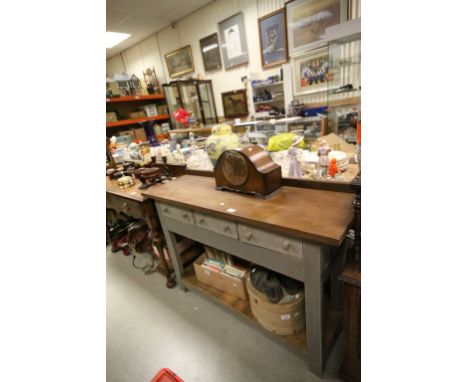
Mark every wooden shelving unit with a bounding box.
[106,94,165,103]
[166,125,248,136]
[305,96,361,110]
[106,114,170,128]
[181,265,342,362]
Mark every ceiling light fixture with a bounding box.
[106,31,131,49]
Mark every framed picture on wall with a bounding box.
[200,33,223,71]
[165,45,195,78]
[218,12,249,69]
[286,0,344,56]
[292,47,331,96]
[221,89,248,119]
[258,8,288,68]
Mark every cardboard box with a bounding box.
[142,104,158,117]
[118,130,135,139]
[106,112,118,122]
[133,127,147,141]
[193,254,248,300]
[129,111,146,119]
[157,104,169,115]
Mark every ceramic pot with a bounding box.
[205,124,240,166]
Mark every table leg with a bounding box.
[156,204,185,290]
[145,209,176,289]
[150,229,176,288]
[303,240,325,377]
[330,241,347,308]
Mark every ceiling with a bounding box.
[106,0,214,58]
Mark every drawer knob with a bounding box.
[122,202,129,214]
[283,240,291,250]
[223,225,231,232]
[199,218,206,225]
[246,231,253,240]
[163,207,169,213]
[183,213,190,220]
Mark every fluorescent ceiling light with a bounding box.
[106,31,131,49]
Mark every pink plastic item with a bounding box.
[150,368,185,382]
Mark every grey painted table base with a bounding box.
[155,201,346,377]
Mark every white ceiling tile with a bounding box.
[108,0,147,12]
[106,9,133,29]
[106,0,214,58]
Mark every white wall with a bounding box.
[106,0,360,117]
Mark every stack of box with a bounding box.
[193,246,250,300]
[141,104,158,117]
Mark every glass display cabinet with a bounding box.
[163,79,218,128]
[238,117,326,145]
[326,22,361,144]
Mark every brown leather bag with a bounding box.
[127,221,151,254]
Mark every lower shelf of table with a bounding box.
[181,266,342,362]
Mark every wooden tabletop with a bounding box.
[106,176,146,202]
[142,175,354,246]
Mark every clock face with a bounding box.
[221,151,248,186]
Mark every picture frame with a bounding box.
[258,9,288,68]
[218,12,249,69]
[221,89,249,119]
[165,45,195,78]
[286,0,345,56]
[200,33,223,71]
[142,67,161,94]
[292,47,331,96]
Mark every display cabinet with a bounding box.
[326,20,361,144]
[236,116,326,146]
[163,79,218,128]
[251,79,285,119]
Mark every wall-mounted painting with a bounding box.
[200,33,223,71]
[258,8,288,68]
[286,0,344,55]
[218,12,249,69]
[165,45,195,78]
[221,89,249,119]
[292,47,331,96]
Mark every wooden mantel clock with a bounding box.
[214,144,282,199]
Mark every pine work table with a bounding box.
[106,177,174,287]
[142,175,354,377]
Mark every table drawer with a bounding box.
[106,193,144,219]
[160,203,194,225]
[194,212,238,239]
[238,224,303,258]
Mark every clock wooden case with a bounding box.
[214,145,282,199]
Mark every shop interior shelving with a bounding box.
[181,263,341,362]
[250,77,286,119]
[106,114,170,128]
[106,94,165,103]
[106,92,171,133]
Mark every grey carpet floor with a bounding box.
[107,248,343,382]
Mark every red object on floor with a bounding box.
[150,368,185,382]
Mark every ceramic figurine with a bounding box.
[287,136,303,178]
[109,136,117,152]
[317,141,331,179]
[117,175,135,189]
[128,142,141,160]
[328,158,339,178]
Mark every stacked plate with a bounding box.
[329,150,349,172]
[302,150,349,172]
